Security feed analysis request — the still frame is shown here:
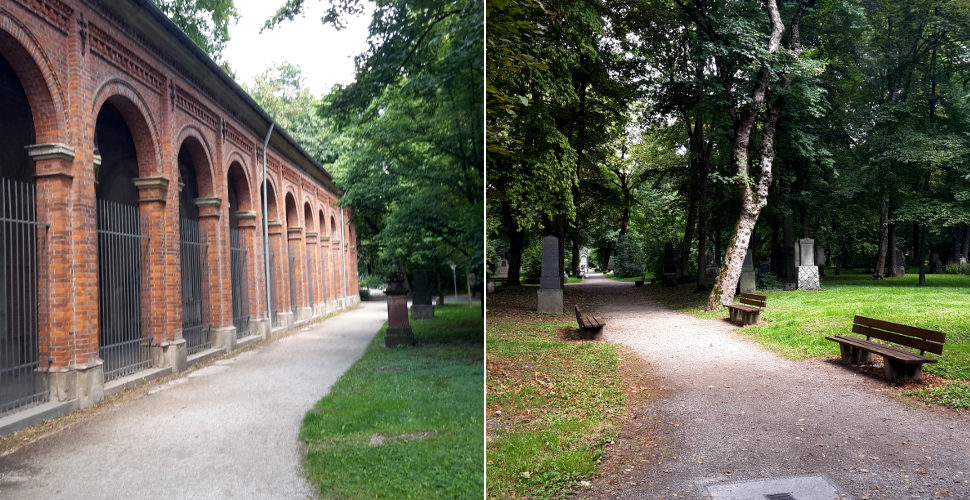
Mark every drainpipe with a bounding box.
[340,207,348,299]
[261,122,275,325]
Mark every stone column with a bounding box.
[319,235,331,311]
[384,262,414,347]
[134,176,186,372]
[305,231,320,315]
[537,235,563,313]
[235,210,265,338]
[797,238,820,290]
[288,226,311,321]
[268,220,291,327]
[195,197,236,350]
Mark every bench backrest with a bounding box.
[852,315,946,355]
[738,293,767,309]
[575,305,584,324]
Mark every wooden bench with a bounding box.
[724,293,766,326]
[826,316,946,382]
[575,305,605,338]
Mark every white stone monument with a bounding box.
[797,238,820,290]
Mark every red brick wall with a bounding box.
[0,0,360,376]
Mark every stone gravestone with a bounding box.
[930,253,942,274]
[662,241,678,287]
[759,260,771,275]
[410,269,434,320]
[606,255,615,272]
[894,249,906,277]
[384,260,414,347]
[815,247,826,277]
[740,246,756,294]
[704,253,719,278]
[537,235,563,314]
[797,238,820,290]
[495,258,509,280]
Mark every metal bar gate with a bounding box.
[230,227,249,338]
[306,248,314,307]
[180,218,210,354]
[288,242,298,314]
[320,249,326,304]
[97,199,150,381]
[0,178,49,416]
[269,248,279,327]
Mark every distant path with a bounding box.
[0,301,387,499]
[569,274,970,498]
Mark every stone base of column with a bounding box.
[152,338,187,373]
[537,289,563,314]
[276,311,295,329]
[297,306,313,322]
[385,325,414,347]
[250,318,271,338]
[48,360,105,409]
[411,304,434,320]
[740,270,756,294]
[212,327,237,351]
[797,265,820,290]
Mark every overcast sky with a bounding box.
[223,0,374,97]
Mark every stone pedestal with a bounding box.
[411,304,435,320]
[537,288,563,314]
[48,360,105,409]
[297,306,313,322]
[152,338,187,373]
[385,293,414,346]
[212,326,238,351]
[797,265,820,290]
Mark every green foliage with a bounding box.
[153,0,238,62]
[943,262,970,275]
[756,272,783,289]
[301,304,483,498]
[613,233,642,278]
[906,383,970,409]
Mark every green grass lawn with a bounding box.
[647,269,970,407]
[300,304,483,499]
[487,314,624,499]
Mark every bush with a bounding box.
[613,233,643,278]
[943,262,970,275]
[756,272,783,289]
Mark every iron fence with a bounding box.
[97,199,150,381]
[287,241,298,313]
[230,227,249,338]
[269,248,279,328]
[0,178,50,416]
[306,248,314,307]
[180,217,210,354]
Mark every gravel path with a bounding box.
[573,274,970,499]
[0,301,386,499]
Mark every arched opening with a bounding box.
[261,181,280,326]
[303,202,315,307]
[0,50,46,414]
[177,138,211,354]
[94,100,151,380]
[318,208,327,303]
[284,193,300,313]
[228,162,251,337]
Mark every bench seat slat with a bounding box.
[826,335,937,364]
[725,304,759,313]
[851,324,944,355]
[854,315,946,343]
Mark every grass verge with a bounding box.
[300,304,483,499]
[487,312,624,499]
[645,270,970,407]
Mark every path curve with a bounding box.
[0,301,387,499]
[571,274,970,499]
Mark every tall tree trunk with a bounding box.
[912,222,921,270]
[953,226,961,264]
[873,181,890,279]
[681,192,697,277]
[961,222,969,260]
[783,214,794,279]
[887,224,898,277]
[570,237,581,276]
[503,203,525,286]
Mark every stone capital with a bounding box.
[287,226,303,234]
[236,210,258,220]
[25,143,76,162]
[133,176,170,190]
[194,197,221,208]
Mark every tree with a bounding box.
[153,0,238,63]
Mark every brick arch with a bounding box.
[0,14,67,144]
[303,201,315,233]
[226,161,252,213]
[284,191,299,229]
[92,79,161,177]
[175,126,215,198]
[261,177,280,222]
[317,207,326,234]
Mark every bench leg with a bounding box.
[884,359,923,382]
[838,345,873,365]
[742,310,762,325]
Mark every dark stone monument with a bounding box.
[662,241,678,287]
[384,260,414,347]
[893,249,906,277]
[930,252,942,274]
[740,246,756,294]
[759,260,771,274]
[410,269,434,320]
[537,235,563,313]
[815,247,827,277]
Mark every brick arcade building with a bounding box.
[0,0,360,424]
